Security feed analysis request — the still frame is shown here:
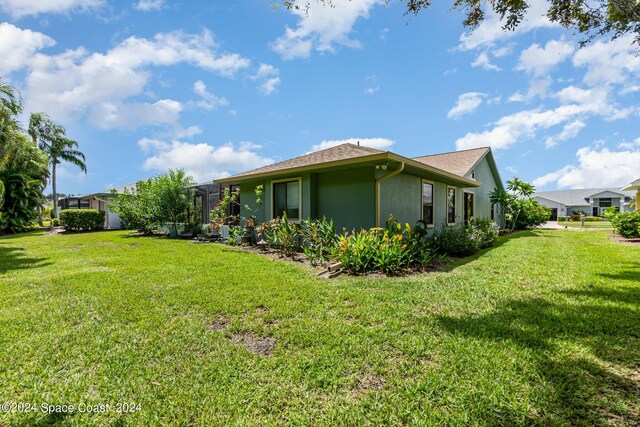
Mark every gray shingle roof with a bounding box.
[534,188,635,205]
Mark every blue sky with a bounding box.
[1,0,639,195]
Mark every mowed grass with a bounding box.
[558,220,613,229]
[1,230,638,426]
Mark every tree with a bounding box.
[154,169,194,236]
[0,79,23,205]
[29,113,87,219]
[0,134,49,233]
[279,0,640,48]
[111,169,195,237]
[490,177,549,231]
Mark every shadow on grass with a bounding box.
[441,230,541,272]
[0,244,51,274]
[436,293,640,424]
[597,262,640,283]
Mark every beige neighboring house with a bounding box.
[58,182,137,230]
[621,179,640,212]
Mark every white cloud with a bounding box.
[456,85,631,151]
[271,0,381,60]
[447,92,486,119]
[533,146,640,188]
[544,119,585,148]
[310,137,395,152]
[251,63,280,95]
[458,0,557,50]
[471,52,501,71]
[618,137,640,150]
[573,34,640,89]
[88,99,182,129]
[139,139,274,182]
[0,23,55,75]
[191,80,229,110]
[516,40,574,76]
[134,0,164,11]
[13,28,249,128]
[0,0,103,17]
[364,86,379,95]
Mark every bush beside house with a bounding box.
[610,211,640,238]
[60,209,105,231]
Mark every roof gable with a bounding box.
[589,190,627,199]
[224,143,384,180]
[412,147,489,177]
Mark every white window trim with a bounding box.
[421,180,435,228]
[446,186,457,226]
[270,177,303,222]
[463,190,476,223]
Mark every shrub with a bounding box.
[469,217,499,248]
[43,207,53,220]
[430,225,479,257]
[262,212,300,258]
[59,209,105,231]
[51,218,60,226]
[510,199,550,230]
[557,215,567,222]
[584,216,603,222]
[300,217,339,266]
[610,211,640,238]
[336,217,436,276]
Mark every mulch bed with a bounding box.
[609,233,640,247]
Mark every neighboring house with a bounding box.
[58,183,136,229]
[533,188,636,219]
[621,178,640,212]
[214,143,504,232]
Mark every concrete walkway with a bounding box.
[541,221,565,230]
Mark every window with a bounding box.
[464,192,474,223]
[272,179,301,220]
[471,169,476,179]
[229,185,240,225]
[490,203,495,221]
[599,198,612,208]
[447,187,456,225]
[422,182,434,226]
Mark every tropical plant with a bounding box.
[0,134,49,233]
[630,196,636,210]
[29,113,87,219]
[469,217,499,248]
[300,216,339,265]
[0,79,23,207]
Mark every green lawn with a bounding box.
[558,220,613,229]
[1,230,638,426]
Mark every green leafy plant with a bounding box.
[469,217,499,249]
[299,217,339,266]
[610,211,640,238]
[430,225,480,257]
[59,209,105,231]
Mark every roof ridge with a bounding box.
[413,146,490,159]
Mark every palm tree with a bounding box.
[0,79,23,208]
[630,196,636,210]
[29,113,87,218]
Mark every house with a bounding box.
[58,183,136,229]
[620,179,640,212]
[533,188,636,219]
[214,143,504,232]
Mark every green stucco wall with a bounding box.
[379,173,464,231]
[316,167,375,231]
[462,156,500,222]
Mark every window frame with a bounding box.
[463,190,475,224]
[421,180,435,228]
[446,186,457,226]
[271,177,303,222]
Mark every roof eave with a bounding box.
[215,151,480,187]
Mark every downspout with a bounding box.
[375,162,405,227]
